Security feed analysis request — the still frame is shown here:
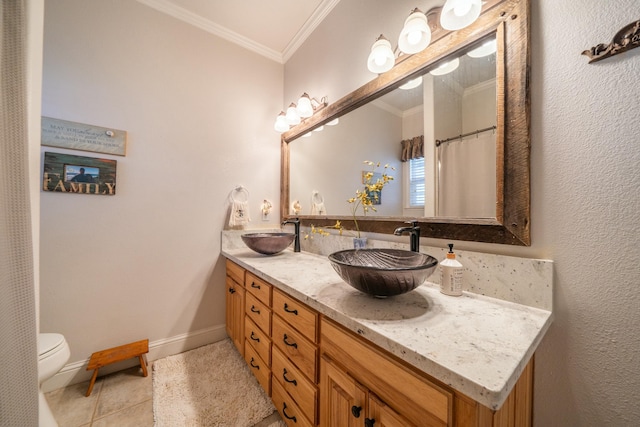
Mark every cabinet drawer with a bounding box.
[272,347,317,424]
[272,377,314,427]
[246,271,271,306]
[273,289,318,343]
[246,292,271,335]
[244,340,271,396]
[226,259,244,285]
[245,316,271,365]
[273,315,317,382]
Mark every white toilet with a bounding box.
[37,333,70,427]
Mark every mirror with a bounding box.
[289,36,498,220]
[281,0,530,246]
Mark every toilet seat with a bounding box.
[38,333,66,360]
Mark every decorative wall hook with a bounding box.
[582,20,640,63]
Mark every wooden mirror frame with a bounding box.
[281,0,530,246]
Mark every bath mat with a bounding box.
[152,339,278,427]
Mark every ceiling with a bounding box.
[136,0,341,63]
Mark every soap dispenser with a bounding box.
[440,243,463,296]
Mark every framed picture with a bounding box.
[43,152,117,196]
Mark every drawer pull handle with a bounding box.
[283,334,298,349]
[250,357,260,370]
[284,303,298,315]
[282,403,297,423]
[250,332,260,342]
[228,288,236,294]
[351,405,362,418]
[251,282,260,289]
[365,418,375,427]
[283,369,297,386]
[250,305,260,314]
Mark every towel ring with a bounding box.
[230,186,250,203]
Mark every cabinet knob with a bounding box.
[365,418,375,427]
[228,288,235,294]
[351,405,362,418]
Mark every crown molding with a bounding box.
[282,0,341,63]
[136,0,283,62]
[137,0,341,64]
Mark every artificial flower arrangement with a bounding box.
[306,160,395,239]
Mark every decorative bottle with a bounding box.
[440,243,463,296]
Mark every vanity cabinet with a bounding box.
[225,259,535,427]
[225,260,245,356]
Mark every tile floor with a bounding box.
[45,364,283,427]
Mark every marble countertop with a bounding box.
[222,247,553,410]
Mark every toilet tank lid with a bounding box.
[38,333,65,356]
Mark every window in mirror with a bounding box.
[409,157,425,207]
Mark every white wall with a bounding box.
[285,0,640,424]
[40,0,283,375]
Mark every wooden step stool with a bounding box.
[85,339,149,396]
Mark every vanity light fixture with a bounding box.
[398,8,431,54]
[326,118,339,126]
[429,57,460,75]
[367,35,396,74]
[313,125,325,132]
[467,38,497,58]
[274,94,328,133]
[440,0,482,31]
[274,111,290,132]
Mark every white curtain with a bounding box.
[437,132,496,218]
[0,1,39,424]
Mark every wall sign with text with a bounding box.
[41,117,127,156]
[43,152,117,196]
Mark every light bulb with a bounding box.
[274,112,289,132]
[296,94,313,118]
[285,103,300,126]
[453,0,472,17]
[398,11,431,55]
[367,36,395,73]
[440,0,482,30]
[407,30,422,46]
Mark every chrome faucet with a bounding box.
[394,220,420,252]
[282,218,301,252]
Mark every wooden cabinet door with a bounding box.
[225,276,245,355]
[367,392,417,427]
[320,355,367,427]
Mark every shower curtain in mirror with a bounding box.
[0,1,39,424]
[437,132,496,218]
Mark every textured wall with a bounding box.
[285,0,640,424]
[40,0,283,365]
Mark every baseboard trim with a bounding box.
[42,324,228,392]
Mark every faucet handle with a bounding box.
[405,219,419,227]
